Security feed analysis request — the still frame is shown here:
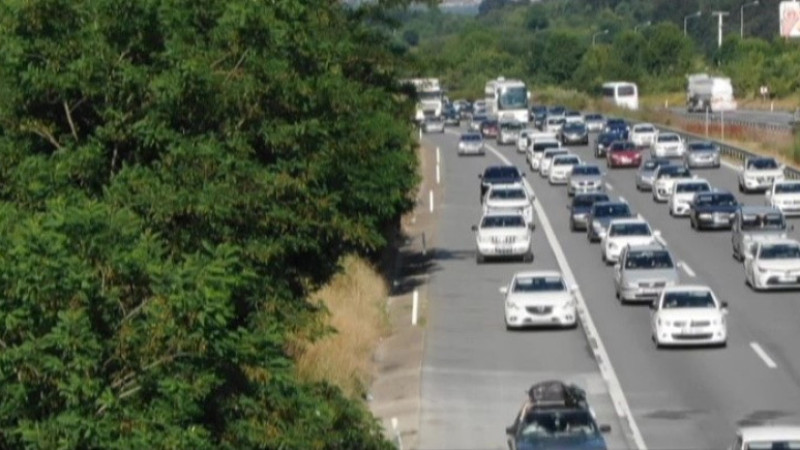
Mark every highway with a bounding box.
[417,125,800,450]
[668,107,795,128]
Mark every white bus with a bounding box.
[486,77,530,124]
[602,81,639,111]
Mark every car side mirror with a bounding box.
[649,301,657,311]
[471,225,478,232]
[653,230,662,237]
[599,424,612,434]
[499,286,509,295]
[569,285,579,293]
[721,301,729,309]
[614,263,621,271]
[478,174,483,179]
[505,425,516,436]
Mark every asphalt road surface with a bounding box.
[417,124,800,450]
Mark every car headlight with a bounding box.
[658,319,671,327]
[609,242,618,250]
[592,220,602,231]
[755,264,767,274]
[506,301,520,310]
[624,281,637,289]
[563,299,577,309]
[699,213,712,219]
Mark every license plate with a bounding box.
[682,327,703,335]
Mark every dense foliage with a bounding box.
[0,0,417,448]
[401,0,800,99]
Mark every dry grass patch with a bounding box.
[294,255,390,399]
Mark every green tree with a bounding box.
[0,0,416,448]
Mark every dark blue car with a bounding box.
[603,118,629,140]
[594,131,623,158]
[689,191,740,230]
[506,381,610,450]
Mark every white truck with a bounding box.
[402,78,444,123]
[486,77,530,124]
[686,73,737,113]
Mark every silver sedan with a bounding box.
[684,141,721,168]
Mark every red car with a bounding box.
[481,119,499,138]
[606,141,643,168]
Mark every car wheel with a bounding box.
[690,217,696,229]
[738,181,744,193]
[653,335,663,350]
[717,340,728,349]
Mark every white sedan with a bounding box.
[668,178,711,217]
[650,285,728,348]
[765,180,800,217]
[601,218,661,264]
[500,271,578,330]
[744,239,800,291]
[630,123,658,148]
[548,154,581,185]
[652,133,686,159]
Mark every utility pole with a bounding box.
[740,1,760,38]
[712,11,729,48]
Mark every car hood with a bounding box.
[744,169,784,178]
[507,291,572,306]
[516,435,607,450]
[754,259,800,271]
[694,204,738,214]
[486,199,529,210]
[623,268,680,284]
[571,175,603,183]
[657,308,723,322]
[552,164,578,174]
[609,150,640,158]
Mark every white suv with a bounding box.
[483,184,535,228]
[765,180,800,216]
[548,154,582,185]
[472,211,533,263]
[738,157,785,193]
[630,123,658,147]
[601,217,661,264]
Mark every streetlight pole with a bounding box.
[592,29,609,46]
[712,11,729,48]
[740,0,759,38]
[635,20,652,32]
[684,11,702,36]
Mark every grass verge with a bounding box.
[293,255,390,399]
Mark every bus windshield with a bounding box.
[499,86,528,110]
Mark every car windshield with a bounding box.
[518,410,598,442]
[625,250,674,269]
[776,183,800,193]
[490,188,526,200]
[564,123,586,132]
[635,126,655,133]
[695,193,737,206]
[658,134,680,142]
[658,167,691,179]
[745,440,800,450]
[662,291,716,309]
[609,222,651,237]
[759,244,800,260]
[473,115,487,122]
[642,160,667,170]
[502,122,523,130]
[484,167,521,181]
[513,276,566,292]
[741,213,785,230]
[499,86,528,110]
[676,182,711,193]
[572,166,601,176]
[533,142,560,152]
[461,134,481,142]
[689,142,716,151]
[554,157,580,166]
[481,215,526,228]
[748,158,779,170]
[593,204,631,218]
[573,195,610,208]
[585,114,602,121]
[611,142,637,152]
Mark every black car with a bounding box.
[603,118,629,140]
[569,193,611,231]
[479,165,524,201]
[530,105,548,126]
[587,201,633,242]
[443,105,460,126]
[559,122,589,145]
[506,381,610,450]
[594,131,622,157]
[689,191,740,230]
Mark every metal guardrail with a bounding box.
[647,121,800,180]
[671,111,794,133]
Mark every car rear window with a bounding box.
[609,222,650,237]
[658,135,680,142]
[593,203,631,218]
[573,195,609,208]
[676,182,711,193]
[572,166,601,176]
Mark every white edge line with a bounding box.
[412,289,419,326]
[436,146,441,165]
[605,182,614,191]
[750,342,778,369]
[484,143,648,450]
[436,164,441,185]
[678,261,696,278]
[429,189,434,213]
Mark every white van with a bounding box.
[602,82,639,111]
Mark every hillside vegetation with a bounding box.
[400,0,800,101]
[0,0,418,448]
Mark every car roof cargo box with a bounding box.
[527,380,587,408]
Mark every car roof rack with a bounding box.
[526,380,587,409]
